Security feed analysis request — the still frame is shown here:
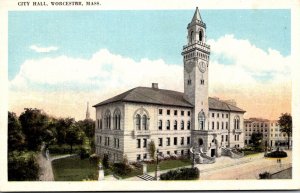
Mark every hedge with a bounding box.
[113,162,132,176]
[160,167,199,180]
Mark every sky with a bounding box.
[8,9,291,120]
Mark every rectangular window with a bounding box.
[143,153,147,159]
[114,138,116,148]
[159,138,163,147]
[143,138,147,148]
[188,111,191,116]
[212,113,215,118]
[217,122,219,130]
[159,109,163,115]
[222,114,224,118]
[100,136,102,145]
[167,151,170,155]
[181,137,184,145]
[174,150,177,155]
[174,110,178,116]
[167,109,170,115]
[166,120,170,130]
[212,121,214,130]
[187,137,190,145]
[187,121,190,130]
[137,154,141,161]
[167,137,170,146]
[222,122,224,130]
[158,120,162,130]
[221,135,224,142]
[107,137,110,146]
[226,122,228,130]
[181,150,184,155]
[217,113,219,118]
[137,139,141,148]
[174,137,177,145]
[226,114,229,118]
[181,111,184,116]
[226,135,228,142]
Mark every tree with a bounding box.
[148,140,156,160]
[55,118,75,145]
[77,119,95,150]
[278,113,292,149]
[65,124,85,153]
[8,112,25,152]
[250,132,263,150]
[19,108,51,150]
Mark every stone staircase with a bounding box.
[137,174,155,181]
[221,147,244,159]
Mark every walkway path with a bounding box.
[37,152,77,181]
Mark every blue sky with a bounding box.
[8,9,290,80]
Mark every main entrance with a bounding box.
[211,149,216,157]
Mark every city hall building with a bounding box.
[94,8,246,162]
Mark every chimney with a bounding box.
[152,83,159,89]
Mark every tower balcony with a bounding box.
[132,129,151,137]
[182,41,210,54]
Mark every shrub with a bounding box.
[113,162,132,176]
[259,172,271,179]
[266,150,287,158]
[8,151,40,181]
[160,167,199,180]
[89,154,100,164]
[80,147,90,159]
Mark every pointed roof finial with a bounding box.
[86,101,90,120]
[191,7,202,22]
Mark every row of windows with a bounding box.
[137,137,191,149]
[158,109,191,116]
[245,129,268,132]
[234,135,240,141]
[211,112,229,119]
[158,120,191,130]
[96,136,120,149]
[210,121,228,130]
[245,122,279,128]
[97,109,122,130]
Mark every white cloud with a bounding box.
[29,45,58,53]
[10,36,292,120]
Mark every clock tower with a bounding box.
[182,7,210,136]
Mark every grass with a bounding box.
[147,159,191,172]
[117,159,191,179]
[52,156,98,181]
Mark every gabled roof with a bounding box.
[93,87,246,113]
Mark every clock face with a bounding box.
[185,61,194,73]
[197,61,206,73]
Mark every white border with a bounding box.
[0,0,299,191]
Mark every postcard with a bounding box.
[0,0,300,191]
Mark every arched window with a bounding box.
[234,116,240,130]
[198,138,203,146]
[174,120,178,130]
[136,114,141,130]
[105,110,111,129]
[190,31,194,43]
[113,109,121,130]
[199,30,203,42]
[142,115,147,130]
[198,110,205,130]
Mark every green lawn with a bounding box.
[147,159,191,172]
[52,156,98,181]
[117,159,191,179]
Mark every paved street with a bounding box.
[198,150,292,180]
[124,150,292,180]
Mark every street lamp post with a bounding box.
[155,149,160,180]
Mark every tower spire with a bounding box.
[191,7,202,22]
[86,102,90,120]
